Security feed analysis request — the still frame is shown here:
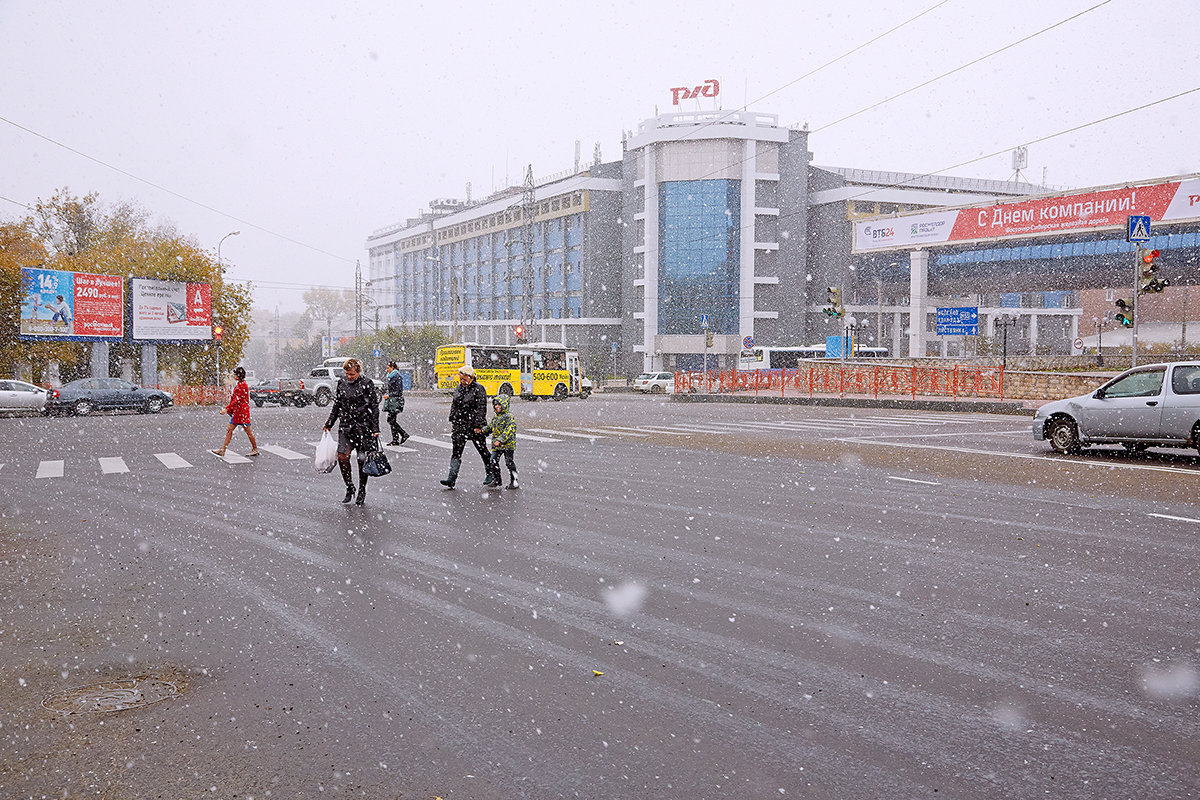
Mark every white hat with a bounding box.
[458,365,475,377]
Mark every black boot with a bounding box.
[506,469,519,490]
[440,457,461,489]
[355,471,368,506]
[339,459,355,503]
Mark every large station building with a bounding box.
[366,109,1199,376]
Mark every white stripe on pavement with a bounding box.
[99,457,129,474]
[404,435,452,449]
[613,425,694,436]
[258,444,307,460]
[527,427,604,440]
[515,432,562,443]
[209,450,251,464]
[36,460,64,479]
[154,452,192,469]
[661,424,730,435]
[887,476,941,485]
[574,427,649,437]
[381,443,418,452]
[1148,513,1200,524]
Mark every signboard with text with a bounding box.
[853,175,1200,252]
[131,278,213,341]
[936,307,979,336]
[19,267,124,341]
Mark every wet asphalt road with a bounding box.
[1,394,1198,798]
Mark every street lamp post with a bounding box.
[215,231,239,387]
[1094,316,1105,367]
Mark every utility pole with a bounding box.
[520,165,536,342]
[354,260,364,339]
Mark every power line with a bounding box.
[812,0,1113,133]
[0,114,356,265]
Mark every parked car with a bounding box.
[48,378,173,416]
[1033,361,1200,455]
[250,377,313,407]
[633,371,675,394]
[0,379,56,414]
[307,365,384,407]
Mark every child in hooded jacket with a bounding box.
[481,394,518,489]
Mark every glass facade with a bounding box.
[657,180,740,335]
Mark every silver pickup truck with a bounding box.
[306,366,385,408]
[1033,361,1200,455]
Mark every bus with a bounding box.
[435,342,587,400]
[738,344,890,370]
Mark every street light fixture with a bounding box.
[217,230,240,279]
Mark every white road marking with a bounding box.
[209,450,251,464]
[98,457,129,474]
[381,443,418,452]
[604,425,692,436]
[36,460,64,479]
[1148,513,1200,524]
[404,435,452,449]
[528,428,602,440]
[154,452,192,469]
[888,476,942,486]
[258,444,307,460]
[668,424,734,435]
[575,427,649,437]
[515,432,562,443]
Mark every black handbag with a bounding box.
[361,445,391,477]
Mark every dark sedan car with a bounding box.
[48,378,173,416]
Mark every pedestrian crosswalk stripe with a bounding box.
[154,452,192,469]
[670,424,735,435]
[515,432,562,443]
[602,425,693,436]
[210,450,252,464]
[258,444,307,460]
[36,460,64,479]
[573,427,648,437]
[405,435,452,450]
[528,427,604,440]
[99,457,129,474]
[381,443,417,452]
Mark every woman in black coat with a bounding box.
[440,364,492,489]
[323,358,380,505]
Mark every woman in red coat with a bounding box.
[211,366,259,457]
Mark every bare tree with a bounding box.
[302,287,354,350]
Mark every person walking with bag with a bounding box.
[323,358,380,505]
[382,360,409,445]
[211,366,259,457]
[440,365,492,489]
[481,394,519,489]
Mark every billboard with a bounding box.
[853,175,1200,252]
[20,268,124,341]
[131,279,213,341]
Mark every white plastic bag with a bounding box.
[314,430,337,473]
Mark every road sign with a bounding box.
[1127,215,1151,243]
[936,307,978,336]
[699,314,709,329]
[1072,337,1084,353]
[742,335,754,349]
[373,348,382,358]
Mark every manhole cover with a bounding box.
[42,678,180,715]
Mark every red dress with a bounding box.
[224,380,251,425]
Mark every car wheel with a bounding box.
[499,383,514,397]
[74,399,94,417]
[254,398,264,407]
[294,396,307,408]
[650,384,665,394]
[1048,417,1081,454]
[553,383,567,401]
[314,388,332,407]
[146,397,164,414]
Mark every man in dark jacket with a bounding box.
[323,358,380,505]
[441,364,493,489]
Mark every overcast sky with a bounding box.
[2,0,1197,313]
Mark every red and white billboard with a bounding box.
[853,175,1200,252]
[19,268,124,341]
[131,278,213,341]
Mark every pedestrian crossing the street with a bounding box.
[11,413,1012,479]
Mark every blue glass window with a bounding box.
[658,179,740,335]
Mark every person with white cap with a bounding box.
[440,364,492,489]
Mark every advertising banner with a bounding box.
[20,268,124,340]
[853,175,1200,252]
[131,278,213,341]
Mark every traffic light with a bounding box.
[1114,298,1133,328]
[213,325,223,343]
[705,330,714,348]
[1138,248,1168,294]
[823,287,844,318]
[513,324,525,342]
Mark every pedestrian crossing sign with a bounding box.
[1127,215,1151,243]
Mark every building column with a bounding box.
[891,312,903,356]
[907,249,929,357]
[642,147,660,372]
[1029,314,1039,354]
[739,139,756,346]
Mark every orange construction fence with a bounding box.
[160,385,227,406]
[675,362,1006,401]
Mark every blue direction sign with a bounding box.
[699,314,709,329]
[1127,215,1152,243]
[936,306,979,336]
[373,348,382,358]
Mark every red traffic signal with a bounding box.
[513,324,524,340]
[1142,248,1161,264]
[213,325,223,343]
